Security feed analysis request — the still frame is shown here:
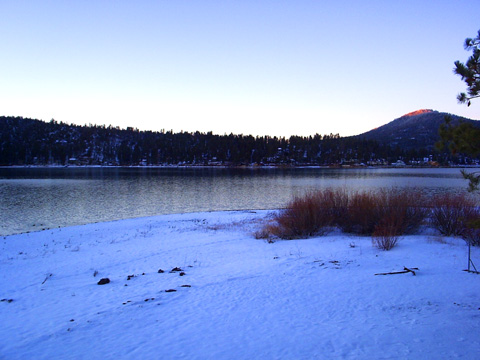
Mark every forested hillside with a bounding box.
[0,116,468,166]
[358,109,480,151]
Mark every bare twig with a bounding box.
[375,267,418,276]
[41,273,53,284]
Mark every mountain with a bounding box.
[356,109,480,151]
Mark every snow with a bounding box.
[1,210,479,359]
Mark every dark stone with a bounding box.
[165,289,177,292]
[97,278,110,285]
[179,272,186,276]
[157,269,164,273]
[180,285,191,288]
[170,267,182,273]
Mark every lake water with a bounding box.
[0,166,475,236]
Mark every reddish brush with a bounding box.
[429,193,477,236]
[372,215,402,250]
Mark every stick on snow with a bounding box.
[41,273,53,284]
[375,267,418,276]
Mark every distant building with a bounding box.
[392,160,406,167]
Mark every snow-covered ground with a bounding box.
[1,210,479,359]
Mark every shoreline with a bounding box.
[1,209,277,238]
[2,164,480,169]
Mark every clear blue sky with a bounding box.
[1,1,479,137]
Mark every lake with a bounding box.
[0,166,475,236]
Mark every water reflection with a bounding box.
[0,167,473,236]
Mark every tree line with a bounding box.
[0,116,460,167]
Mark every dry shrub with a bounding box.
[258,188,480,241]
[342,189,428,235]
[429,193,478,236]
[266,189,342,239]
[372,232,398,251]
[340,191,380,235]
[372,215,401,250]
[340,189,428,236]
[254,227,272,240]
[380,190,428,235]
[323,187,349,221]
[254,215,280,242]
[461,217,480,246]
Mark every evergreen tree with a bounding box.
[454,29,480,106]
[440,30,480,191]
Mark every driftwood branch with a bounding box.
[375,267,418,276]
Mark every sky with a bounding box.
[1,1,479,137]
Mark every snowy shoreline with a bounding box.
[1,210,479,359]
